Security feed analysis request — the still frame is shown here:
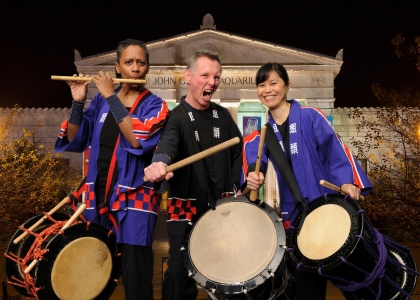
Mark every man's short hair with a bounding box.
[186,49,222,74]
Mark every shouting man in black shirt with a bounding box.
[144,49,243,300]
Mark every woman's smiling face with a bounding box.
[257,70,289,110]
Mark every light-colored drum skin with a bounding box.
[288,194,365,273]
[51,237,113,300]
[297,204,351,260]
[36,223,120,300]
[183,196,287,298]
[190,201,277,283]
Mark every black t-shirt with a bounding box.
[96,109,128,205]
[191,106,216,183]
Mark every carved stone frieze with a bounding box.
[312,74,326,86]
[200,43,218,53]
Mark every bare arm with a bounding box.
[118,116,141,148]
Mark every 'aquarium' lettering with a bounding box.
[220,76,255,86]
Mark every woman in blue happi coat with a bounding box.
[242,62,372,300]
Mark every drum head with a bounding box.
[36,223,120,300]
[297,204,351,260]
[288,194,364,272]
[51,237,112,300]
[183,196,286,295]
[190,201,276,283]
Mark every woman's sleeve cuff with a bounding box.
[68,100,85,125]
[106,94,129,123]
[152,153,171,165]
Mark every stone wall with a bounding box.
[0,108,82,166]
[0,106,380,170]
[333,107,377,151]
[333,107,395,163]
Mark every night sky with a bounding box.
[1,1,419,109]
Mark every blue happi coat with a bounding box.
[242,100,372,224]
[55,90,169,247]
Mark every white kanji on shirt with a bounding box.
[99,113,107,123]
[290,123,297,134]
[290,142,298,154]
[188,112,195,121]
[273,124,279,132]
[214,127,220,138]
[279,141,285,152]
[213,110,219,118]
[195,130,200,141]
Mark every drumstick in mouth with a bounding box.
[320,180,365,201]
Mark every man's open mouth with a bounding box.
[203,89,212,97]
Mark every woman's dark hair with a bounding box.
[115,39,149,78]
[255,62,289,86]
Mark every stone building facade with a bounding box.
[1,14,372,204]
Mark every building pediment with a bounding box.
[74,14,343,112]
[145,29,342,68]
[74,19,342,72]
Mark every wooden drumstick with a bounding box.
[143,137,240,182]
[320,180,365,201]
[24,258,39,274]
[13,196,70,244]
[51,75,146,84]
[23,203,87,274]
[60,204,87,232]
[250,126,267,201]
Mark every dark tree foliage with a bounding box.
[392,33,420,72]
[348,106,420,241]
[0,106,82,244]
[348,34,420,242]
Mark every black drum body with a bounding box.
[182,196,287,300]
[288,194,418,300]
[5,214,121,300]
[5,212,69,297]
